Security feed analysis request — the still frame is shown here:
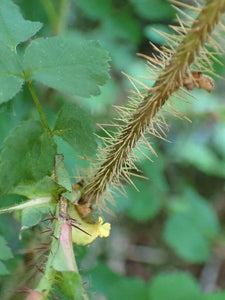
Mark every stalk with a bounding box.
[81,0,225,208]
[27,81,52,135]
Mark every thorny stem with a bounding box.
[34,206,58,297]
[35,197,79,298]
[81,0,225,208]
[27,81,52,135]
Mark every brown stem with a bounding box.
[81,0,225,209]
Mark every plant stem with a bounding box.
[57,0,69,34]
[27,81,52,135]
[35,206,59,298]
[41,0,69,35]
[81,0,225,208]
[40,0,58,35]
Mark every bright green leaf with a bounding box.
[163,214,210,262]
[0,236,13,260]
[149,272,201,300]
[23,36,110,98]
[0,0,42,49]
[0,43,24,103]
[21,205,54,229]
[0,260,9,275]
[54,103,96,156]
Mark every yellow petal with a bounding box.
[69,206,111,246]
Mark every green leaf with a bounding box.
[27,131,57,181]
[23,36,110,98]
[88,263,120,296]
[127,178,162,222]
[184,189,220,237]
[75,0,113,20]
[56,272,84,300]
[149,272,201,300]
[164,188,220,262]
[108,277,149,300]
[0,43,24,103]
[202,292,225,300]
[144,24,174,45]
[89,263,148,300]
[0,0,42,49]
[54,154,72,192]
[164,214,210,262]
[0,235,13,260]
[0,120,56,195]
[21,204,55,229]
[129,0,175,21]
[0,260,9,275]
[172,140,225,178]
[54,103,97,156]
[12,176,60,199]
[103,8,142,45]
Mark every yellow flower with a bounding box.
[69,206,111,246]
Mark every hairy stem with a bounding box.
[81,0,225,208]
[27,81,52,135]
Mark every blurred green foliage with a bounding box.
[0,0,225,299]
